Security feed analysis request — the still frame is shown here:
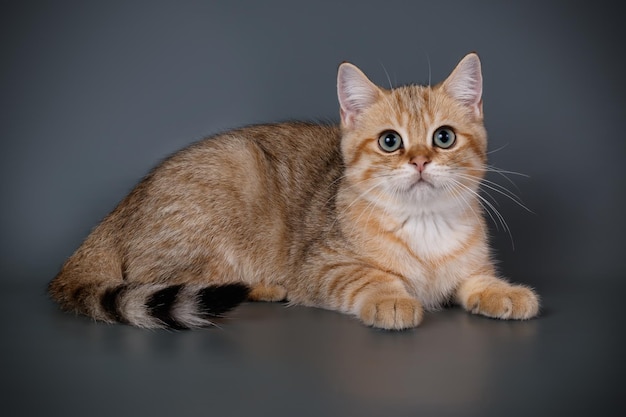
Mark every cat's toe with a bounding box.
[468,285,539,320]
[359,296,423,330]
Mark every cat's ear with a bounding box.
[442,53,483,117]
[337,62,382,128]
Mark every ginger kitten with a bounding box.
[49,53,539,330]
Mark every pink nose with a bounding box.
[410,156,430,173]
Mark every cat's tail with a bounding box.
[48,272,250,329]
[49,216,250,329]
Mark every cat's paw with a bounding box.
[466,284,539,320]
[359,296,423,330]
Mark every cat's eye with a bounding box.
[433,126,456,149]
[378,131,403,153]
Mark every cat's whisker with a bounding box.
[380,88,397,113]
[381,182,406,235]
[322,173,352,207]
[486,143,510,156]
[446,179,500,232]
[426,51,432,89]
[442,182,482,225]
[450,175,512,219]
[448,178,515,249]
[323,173,391,208]
[451,171,514,200]
[447,178,501,225]
[380,62,394,90]
[344,175,408,239]
[332,176,392,229]
[452,172,533,214]
[447,160,527,200]
[426,52,432,113]
[484,166,529,178]
[354,197,380,237]
[483,165,528,197]
[458,150,529,201]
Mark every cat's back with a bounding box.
[144,122,342,202]
[212,122,341,175]
[162,122,340,177]
[120,122,343,229]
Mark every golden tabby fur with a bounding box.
[49,53,539,330]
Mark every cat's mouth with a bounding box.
[410,177,435,190]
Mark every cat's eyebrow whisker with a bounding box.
[426,52,432,113]
[380,62,394,90]
[380,88,397,112]
[426,51,432,89]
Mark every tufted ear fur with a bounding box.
[442,53,483,117]
[337,62,382,128]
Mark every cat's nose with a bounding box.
[410,156,430,173]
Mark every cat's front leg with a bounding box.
[455,275,539,320]
[325,267,423,330]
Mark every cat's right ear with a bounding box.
[442,53,483,118]
[337,63,382,128]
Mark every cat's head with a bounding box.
[337,53,488,213]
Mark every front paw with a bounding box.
[466,284,539,320]
[359,296,423,330]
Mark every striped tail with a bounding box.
[51,280,250,329]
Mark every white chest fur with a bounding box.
[400,212,474,259]
[394,212,478,309]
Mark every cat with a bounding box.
[48,53,539,330]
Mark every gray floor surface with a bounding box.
[2,280,622,417]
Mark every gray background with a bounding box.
[1,1,624,416]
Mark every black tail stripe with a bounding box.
[146,285,187,330]
[101,285,128,323]
[198,284,250,317]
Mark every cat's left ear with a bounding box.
[337,62,382,128]
[442,53,483,118]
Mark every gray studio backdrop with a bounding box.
[1,0,624,292]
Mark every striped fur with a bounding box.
[52,280,249,329]
[49,53,539,330]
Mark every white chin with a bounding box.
[409,179,436,192]
[406,182,439,200]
